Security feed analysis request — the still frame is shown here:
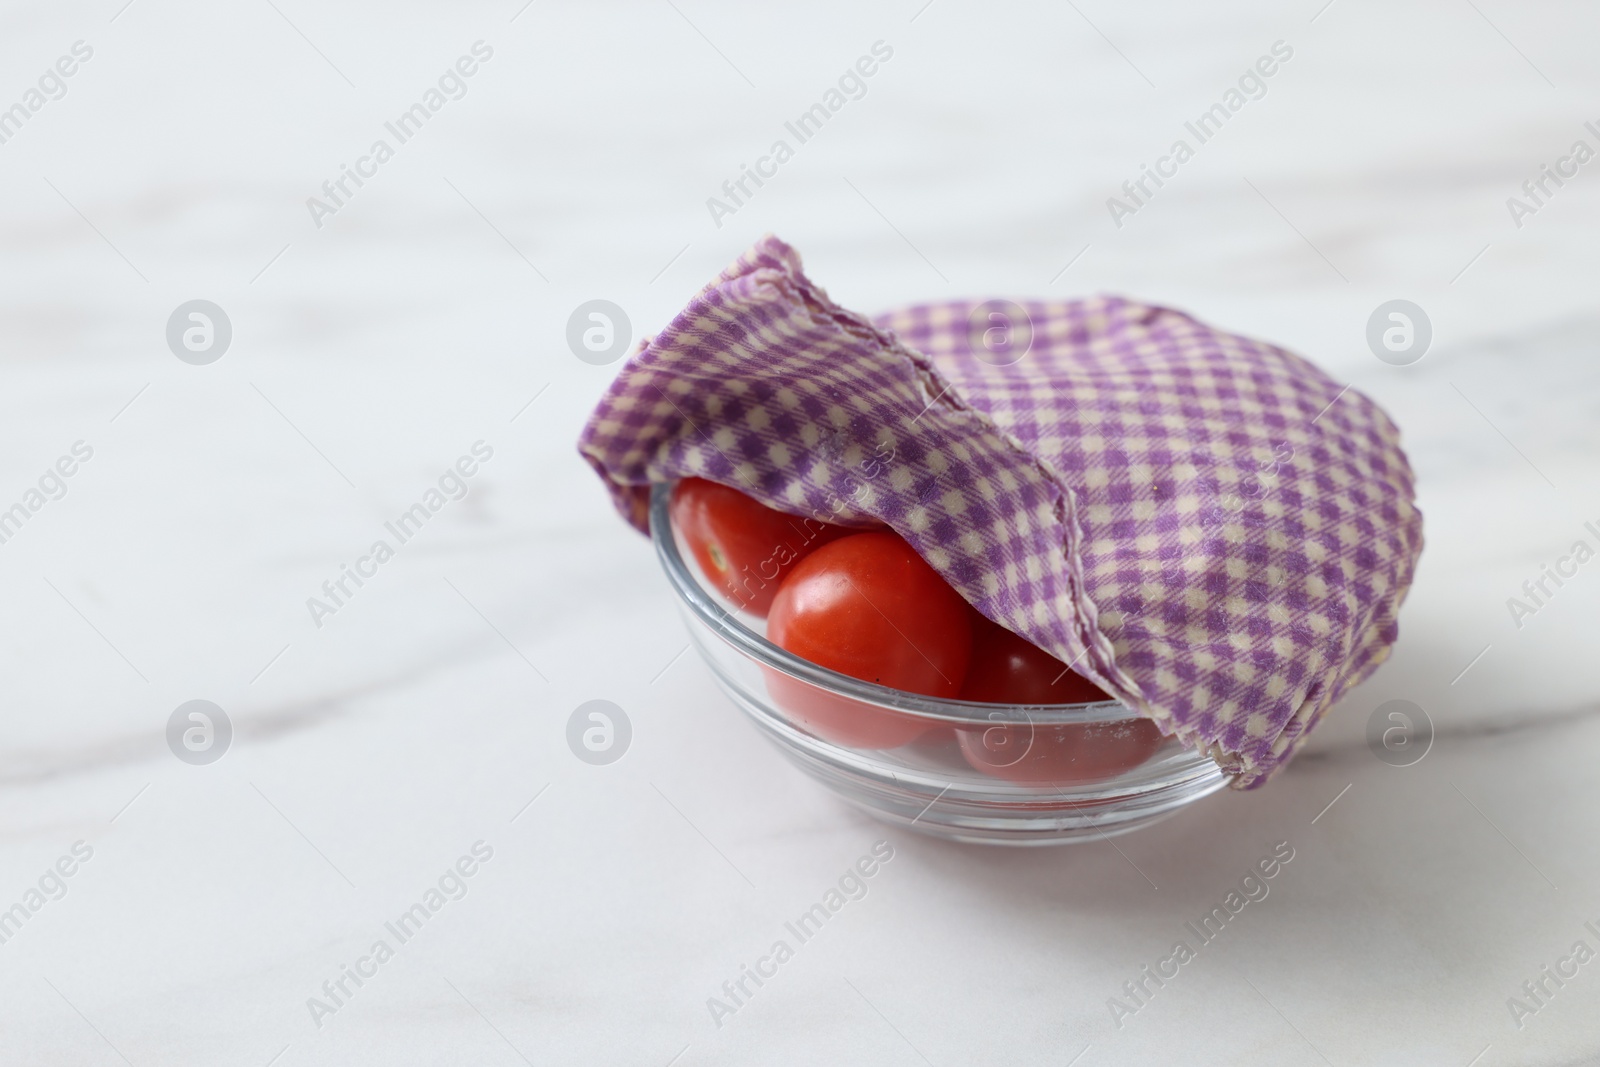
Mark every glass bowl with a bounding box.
[649,483,1226,845]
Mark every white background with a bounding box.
[1,0,1598,1063]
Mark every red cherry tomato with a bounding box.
[955,616,1162,784]
[765,532,973,748]
[761,672,934,749]
[959,614,1111,705]
[669,477,854,617]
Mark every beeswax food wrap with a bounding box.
[579,236,1423,787]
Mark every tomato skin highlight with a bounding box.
[765,532,974,748]
[669,477,854,617]
[955,615,1162,784]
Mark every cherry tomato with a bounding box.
[761,672,935,749]
[765,532,973,748]
[959,614,1111,705]
[669,477,854,617]
[955,616,1162,784]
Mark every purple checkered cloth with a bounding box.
[579,236,1422,787]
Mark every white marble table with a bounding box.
[2,0,1598,1063]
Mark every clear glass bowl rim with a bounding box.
[649,481,1140,728]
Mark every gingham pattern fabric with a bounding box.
[579,236,1422,787]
